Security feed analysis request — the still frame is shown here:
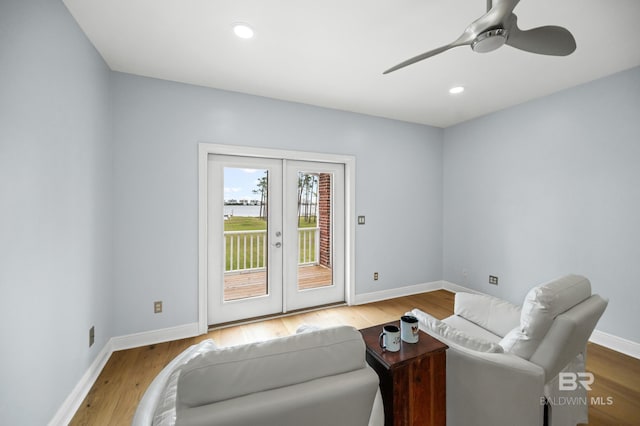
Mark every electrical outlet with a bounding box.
[154,301,163,313]
[373,272,379,281]
[89,326,95,347]
[357,216,365,225]
[489,275,499,285]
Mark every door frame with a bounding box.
[198,143,356,333]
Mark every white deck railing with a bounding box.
[224,228,319,272]
[298,227,319,266]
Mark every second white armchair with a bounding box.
[411,274,607,426]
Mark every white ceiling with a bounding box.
[63,0,640,128]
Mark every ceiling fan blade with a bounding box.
[506,25,576,56]
[382,0,516,74]
[383,42,467,74]
[382,0,524,75]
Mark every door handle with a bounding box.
[272,242,282,248]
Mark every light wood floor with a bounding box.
[70,290,640,425]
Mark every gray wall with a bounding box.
[443,66,640,342]
[111,73,444,336]
[0,1,113,424]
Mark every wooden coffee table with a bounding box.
[360,322,448,426]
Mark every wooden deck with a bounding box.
[224,264,333,301]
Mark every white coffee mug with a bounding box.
[379,324,401,352]
[401,315,419,343]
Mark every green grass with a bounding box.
[224,216,319,270]
[224,216,267,232]
[224,216,317,232]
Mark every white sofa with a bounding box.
[411,274,607,426]
[132,325,384,426]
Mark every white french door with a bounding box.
[207,155,345,325]
[284,161,344,311]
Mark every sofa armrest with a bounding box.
[454,292,521,337]
[445,346,545,426]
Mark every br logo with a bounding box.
[558,372,595,391]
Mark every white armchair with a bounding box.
[411,274,607,426]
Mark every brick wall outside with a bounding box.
[318,173,331,268]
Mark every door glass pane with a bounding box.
[223,167,268,301]
[297,172,333,290]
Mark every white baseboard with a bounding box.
[50,322,201,425]
[441,280,483,294]
[589,329,640,360]
[354,280,445,305]
[111,322,200,351]
[48,339,114,426]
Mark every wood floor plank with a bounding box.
[69,290,640,425]
[584,342,640,425]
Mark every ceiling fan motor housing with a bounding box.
[471,28,508,53]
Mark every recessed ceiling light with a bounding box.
[449,86,465,95]
[233,23,254,39]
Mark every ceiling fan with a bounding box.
[384,0,576,74]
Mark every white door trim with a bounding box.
[198,143,356,334]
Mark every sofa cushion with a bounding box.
[176,325,366,408]
[411,309,504,353]
[442,315,501,344]
[500,275,591,359]
[454,292,521,337]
